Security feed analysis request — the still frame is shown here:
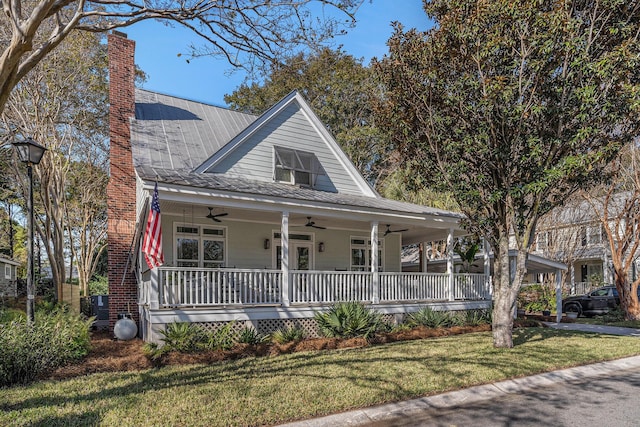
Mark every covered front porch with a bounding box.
[136,181,491,342]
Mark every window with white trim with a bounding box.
[350,237,384,271]
[273,146,322,187]
[174,224,226,268]
[5,265,11,279]
[587,225,603,245]
[581,224,603,247]
[536,231,553,251]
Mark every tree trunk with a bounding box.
[491,228,530,348]
[616,271,640,320]
[491,232,515,348]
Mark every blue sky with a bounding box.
[124,0,433,107]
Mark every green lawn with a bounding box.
[2,328,639,427]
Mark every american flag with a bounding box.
[142,182,164,269]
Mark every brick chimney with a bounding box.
[107,32,138,330]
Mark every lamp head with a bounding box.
[12,138,46,165]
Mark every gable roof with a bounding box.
[194,91,377,197]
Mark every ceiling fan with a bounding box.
[384,224,408,236]
[206,207,228,223]
[305,217,326,230]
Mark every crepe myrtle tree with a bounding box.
[582,144,640,320]
[374,0,640,347]
[0,0,362,116]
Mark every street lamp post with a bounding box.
[12,138,46,323]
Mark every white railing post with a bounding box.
[447,228,454,301]
[281,211,290,307]
[150,267,159,309]
[371,221,379,304]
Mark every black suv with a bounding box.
[562,286,620,317]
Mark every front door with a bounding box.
[292,242,313,270]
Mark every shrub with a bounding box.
[406,307,453,328]
[465,309,492,326]
[596,307,626,323]
[158,322,204,353]
[315,302,383,339]
[200,322,237,351]
[237,326,267,345]
[0,306,93,387]
[389,322,412,333]
[518,283,555,313]
[271,325,306,344]
[88,275,109,296]
[148,321,245,358]
[0,308,25,324]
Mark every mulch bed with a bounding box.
[50,319,546,381]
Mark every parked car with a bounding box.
[562,286,622,317]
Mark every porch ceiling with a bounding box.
[159,199,466,244]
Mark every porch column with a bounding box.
[570,264,575,295]
[483,238,491,298]
[555,268,563,324]
[371,221,380,304]
[422,242,428,272]
[150,267,159,309]
[603,251,612,284]
[281,211,290,307]
[447,228,454,301]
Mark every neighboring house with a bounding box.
[402,244,566,279]
[0,256,20,298]
[531,194,639,295]
[106,32,491,343]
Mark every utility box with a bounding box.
[81,295,109,330]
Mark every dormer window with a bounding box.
[274,146,321,187]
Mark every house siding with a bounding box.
[0,261,17,297]
[161,216,402,272]
[209,102,365,196]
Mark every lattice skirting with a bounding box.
[194,314,402,339]
[144,300,492,343]
[195,320,251,335]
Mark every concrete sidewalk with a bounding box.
[278,323,640,427]
[544,321,640,336]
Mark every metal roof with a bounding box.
[132,89,257,171]
[130,89,464,223]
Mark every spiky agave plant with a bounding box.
[315,301,383,339]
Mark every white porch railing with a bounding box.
[572,281,597,295]
[158,268,282,307]
[453,274,491,300]
[155,268,491,308]
[379,272,449,301]
[290,271,372,303]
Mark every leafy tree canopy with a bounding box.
[374,0,640,347]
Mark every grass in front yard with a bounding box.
[2,328,640,427]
